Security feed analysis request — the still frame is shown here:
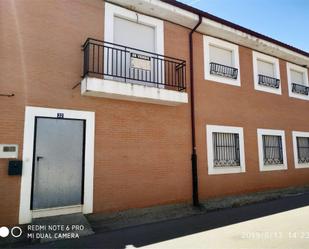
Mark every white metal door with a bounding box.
[31,118,85,210]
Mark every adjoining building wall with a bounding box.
[192,33,309,199]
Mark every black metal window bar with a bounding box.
[296,137,309,164]
[209,62,238,79]
[262,135,283,165]
[292,83,309,95]
[82,38,186,91]
[213,132,240,167]
[258,74,280,88]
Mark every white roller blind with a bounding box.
[257,59,275,77]
[114,16,155,52]
[209,45,233,67]
[291,69,304,84]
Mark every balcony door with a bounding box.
[108,16,160,87]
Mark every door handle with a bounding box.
[36,156,44,161]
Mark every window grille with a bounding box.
[262,135,283,165]
[209,62,238,79]
[213,132,240,167]
[296,137,309,164]
[258,74,280,88]
[292,83,309,95]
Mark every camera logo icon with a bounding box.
[0,226,22,238]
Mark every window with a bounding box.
[252,51,281,95]
[257,129,287,171]
[213,132,240,167]
[204,36,241,86]
[292,131,309,168]
[287,63,309,101]
[257,60,275,78]
[209,45,233,67]
[207,125,245,175]
[104,3,164,54]
[296,137,309,163]
[291,70,304,84]
[262,135,283,165]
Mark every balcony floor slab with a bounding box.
[81,77,188,106]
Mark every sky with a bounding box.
[178,0,309,52]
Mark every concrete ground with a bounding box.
[7,191,309,249]
[141,205,309,249]
[87,186,309,233]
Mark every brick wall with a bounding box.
[0,0,192,225]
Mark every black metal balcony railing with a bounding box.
[209,62,238,79]
[258,74,280,89]
[82,38,186,91]
[292,83,309,95]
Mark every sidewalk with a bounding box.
[10,191,309,249]
[141,206,309,249]
[87,186,309,233]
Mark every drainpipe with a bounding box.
[189,15,202,207]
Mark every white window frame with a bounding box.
[206,125,246,175]
[104,2,164,55]
[287,63,309,101]
[292,131,309,169]
[203,36,241,87]
[252,51,281,95]
[257,129,287,171]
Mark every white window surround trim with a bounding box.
[104,2,164,56]
[19,106,95,224]
[206,125,246,175]
[292,131,309,169]
[286,63,309,101]
[252,51,281,95]
[257,129,287,172]
[203,36,241,87]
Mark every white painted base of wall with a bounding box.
[81,77,188,106]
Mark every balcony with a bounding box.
[258,74,280,89]
[292,83,309,96]
[209,62,238,79]
[81,38,188,106]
